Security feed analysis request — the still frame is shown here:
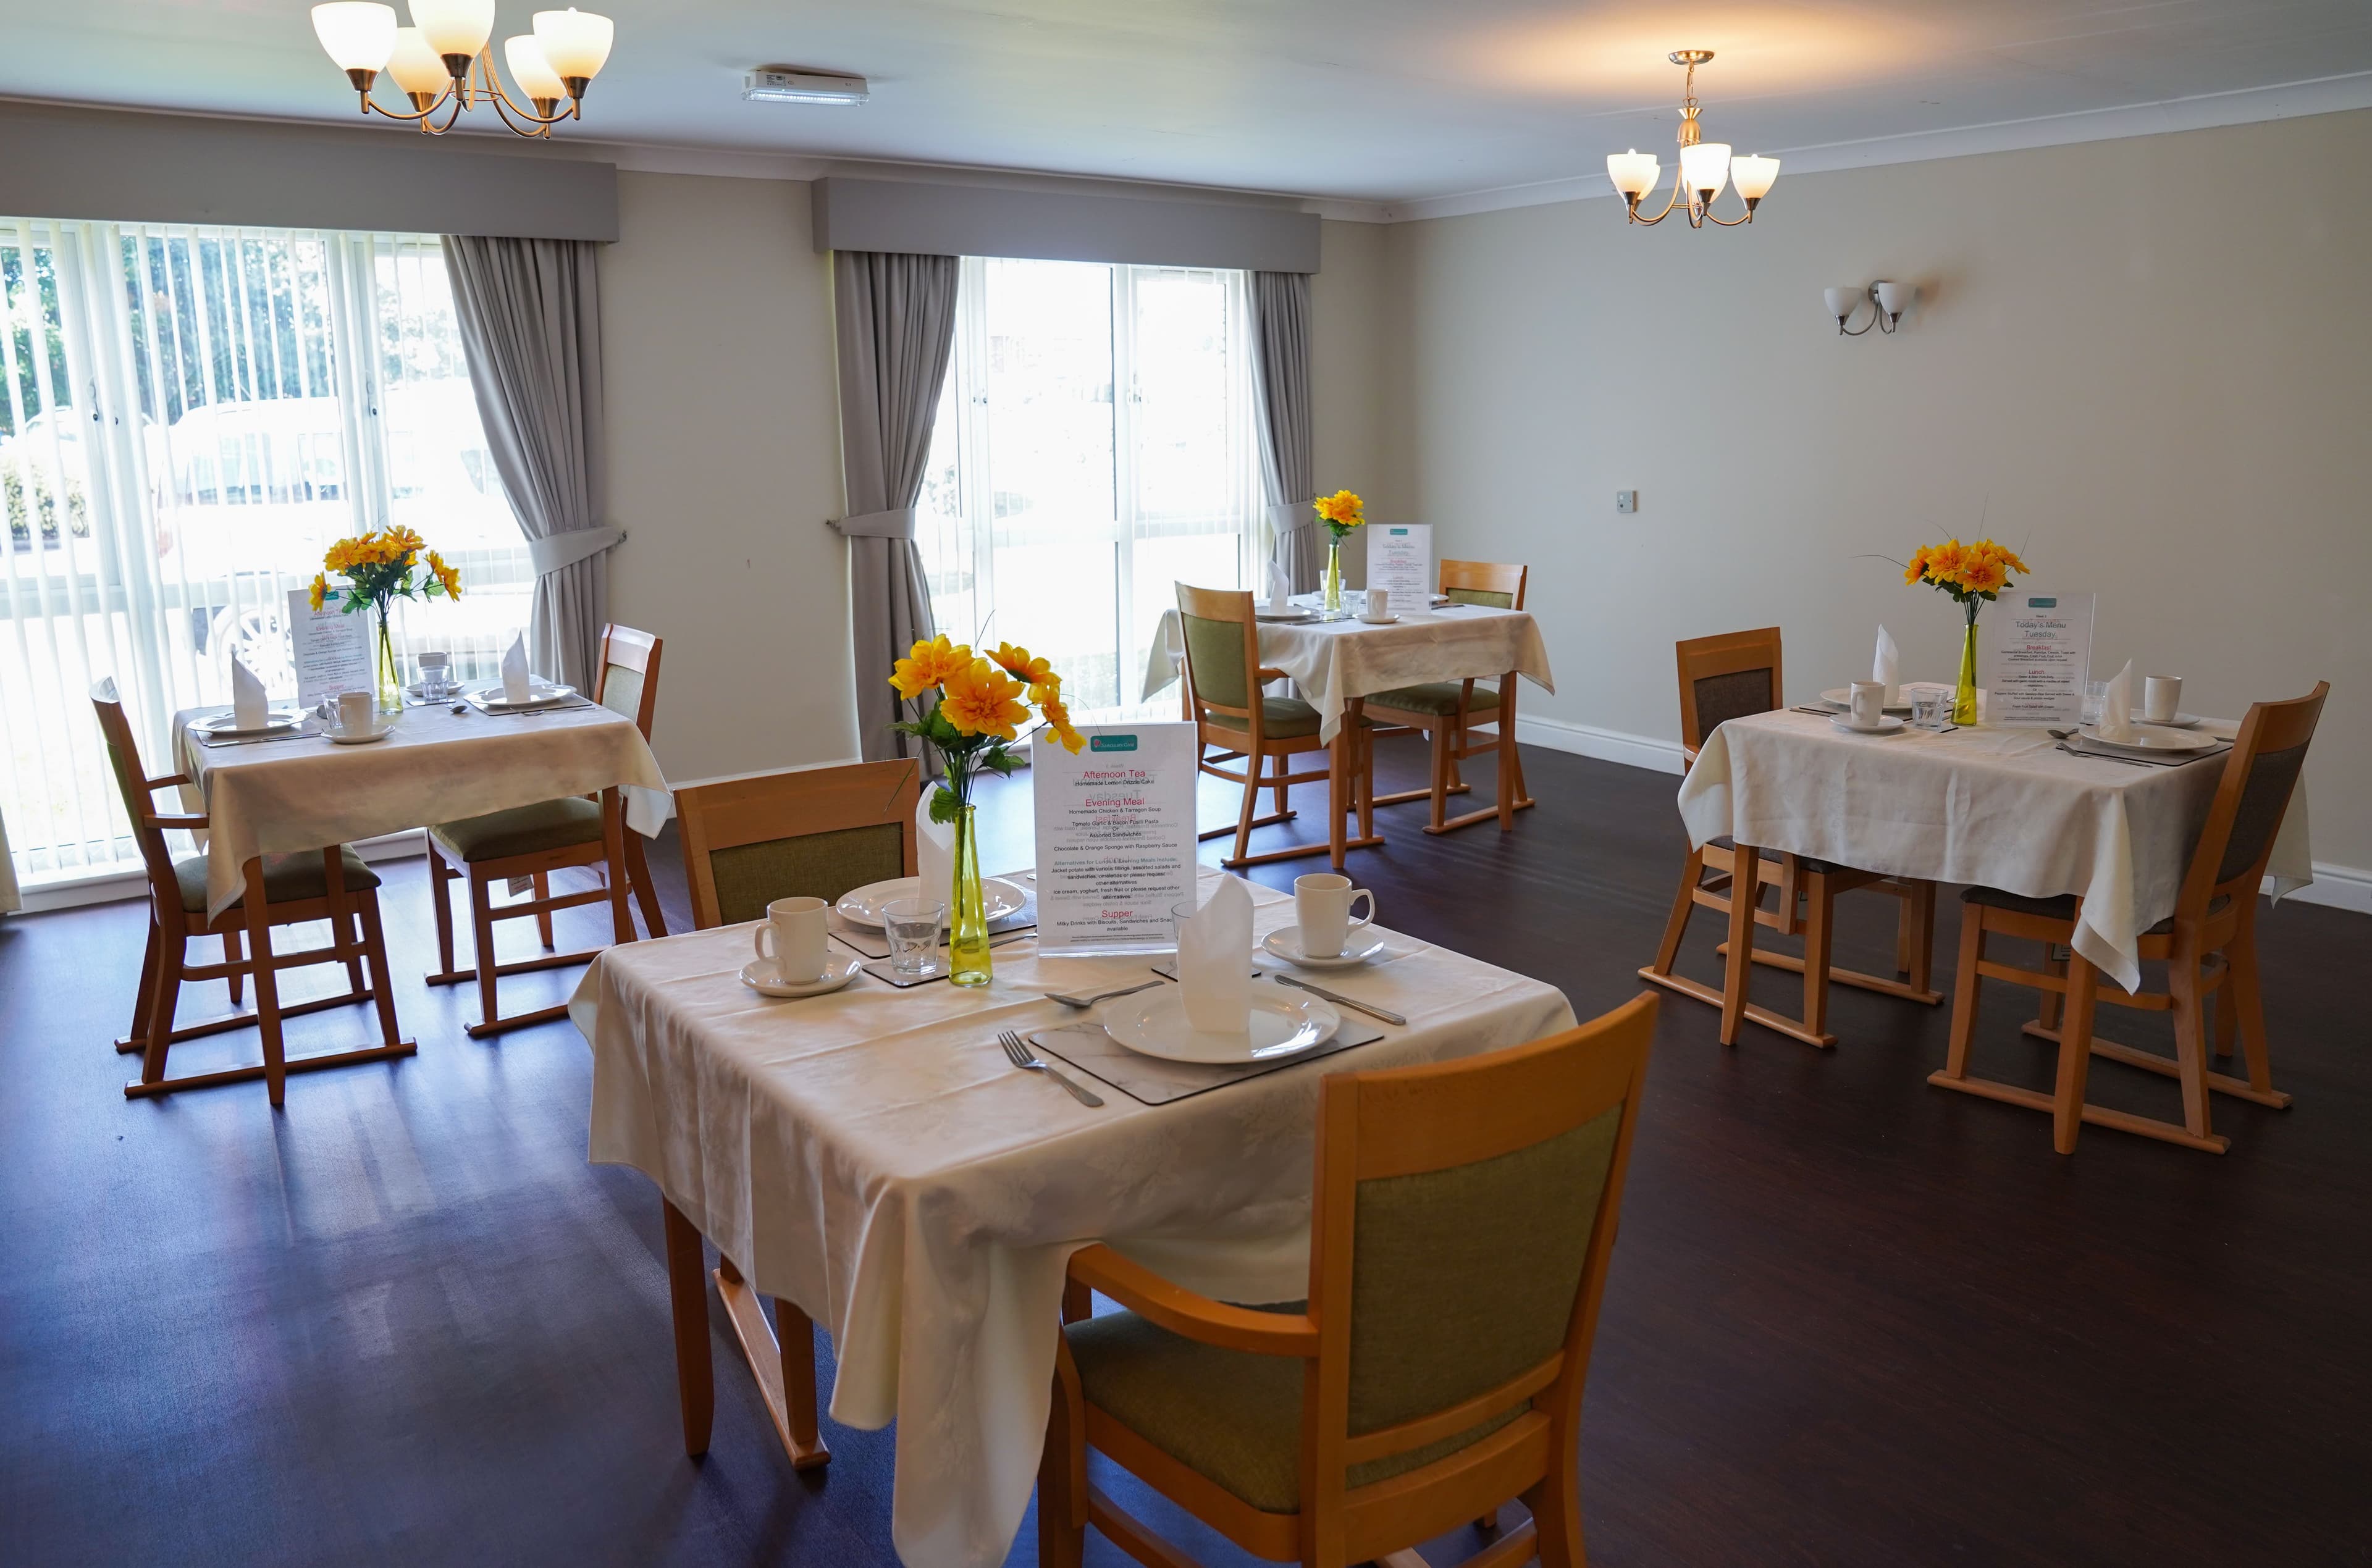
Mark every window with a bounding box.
[0,218,531,888]
[915,258,1263,723]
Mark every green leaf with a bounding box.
[927,784,963,824]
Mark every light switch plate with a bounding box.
[1615,490,1638,514]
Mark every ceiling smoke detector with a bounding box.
[743,67,868,105]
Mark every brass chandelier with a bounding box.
[1605,51,1780,227]
[309,1,615,138]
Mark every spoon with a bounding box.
[1046,978,1167,1009]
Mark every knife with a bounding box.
[1264,970,1406,1025]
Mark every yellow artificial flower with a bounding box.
[1027,680,1061,706]
[324,538,356,574]
[939,658,1029,739]
[1959,555,2007,594]
[1039,695,1085,755]
[308,572,329,611]
[890,634,975,699]
[426,550,463,600]
[1903,545,1930,586]
[1312,489,1365,529]
[988,641,1056,691]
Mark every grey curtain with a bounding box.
[441,235,614,693]
[829,250,960,763]
[1250,270,1319,591]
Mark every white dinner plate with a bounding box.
[1819,688,1915,716]
[1255,606,1317,623]
[1830,715,1907,736]
[1262,928,1389,970]
[195,711,303,738]
[741,953,863,998]
[324,719,397,744]
[836,875,1028,929]
[1099,987,1340,1065]
[1354,614,1400,626]
[469,681,578,713]
[2076,724,2221,756]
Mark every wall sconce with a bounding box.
[1824,281,1914,336]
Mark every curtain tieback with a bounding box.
[1269,500,1316,532]
[528,526,627,577]
[831,506,919,540]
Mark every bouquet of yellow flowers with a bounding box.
[308,526,463,712]
[1904,536,2030,723]
[1312,489,1365,541]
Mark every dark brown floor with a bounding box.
[1,737,2366,1567]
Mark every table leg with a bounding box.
[713,1253,832,1469]
[1720,844,1760,1046]
[662,1197,715,1458]
[603,789,635,947]
[1496,676,1517,831]
[243,857,288,1107]
[1330,714,1348,870]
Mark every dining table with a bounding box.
[1676,707,2313,994]
[568,863,1575,1568]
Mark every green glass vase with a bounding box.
[1323,538,1344,615]
[374,609,402,715]
[1953,613,1980,725]
[948,803,993,987]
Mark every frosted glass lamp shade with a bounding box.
[313,2,398,72]
[1606,149,1660,199]
[386,27,452,93]
[410,0,494,58]
[505,35,566,99]
[1874,280,1914,319]
[1731,154,1780,203]
[1823,287,1859,323]
[533,9,615,83]
[1678,140,1731,199]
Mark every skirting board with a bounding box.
[1509,713,2372,918]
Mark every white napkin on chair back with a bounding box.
[1873,625,1900,706]
[1175,875,1253,1034]
[1264,559,1292,611]
[500,632,532,704]
[915,790,954,915]
[2096,660,2137,741]
[230,655,268,731]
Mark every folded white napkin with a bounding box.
[1176,876,1253,1034]
[2097,660,2136,741]
[231,655,268,731]
[1264,559,1292,610]
[500,632,532,704]
[915,792,954,914]
[1873,625,1900,706]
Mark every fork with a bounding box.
[1045,978,1166,1009]
[996,1029,1104,1107]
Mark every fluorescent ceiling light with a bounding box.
[744,68,868,105]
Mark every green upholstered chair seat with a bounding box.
[1365,681,1500,716]
[172,847,379,913]
[1963,884,2226,936]
[431,797,604,863]
[1064,1309,1526,1516]
[1200,694,1324,739]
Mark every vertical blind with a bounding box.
[0,217,529,888]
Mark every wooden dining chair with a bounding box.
[1177,583,1377,870]
[425,623,663,1037]
[1364,559,1534,835]
[1038,991,1658,1568]
[1636,627,1940,1049]
[675,758,920,929]
[1930,682,2328,1155]
[91,679,411,1104]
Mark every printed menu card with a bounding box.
[1033,721,1198,955]
[287,587,374,708]
[1978,589,2096,726]
[1365,523,1431,607]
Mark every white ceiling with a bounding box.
[4,1,2371,209]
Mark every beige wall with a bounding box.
[1384,109,2372,873]
[598,188,1394,784]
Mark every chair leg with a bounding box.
[470,868,502,1033]
[358,891,405,1049]
[1524,1461,1584,1568]
[2226,928,2277,1098]
[604,791,636,947]
[660,1197,714,1458]
[1427,723,1452,832]
[1643,849,1704,978]
[2052,956,2100,1154]
[1719,844,1760,1046]
[222,927,245,1005]
[532,871,557,950]
[1938,907,1986,1082]
[2035,943,2066,1033]
[1039,1342,1088,1568]
[139,925,188,1086]
[125,916,161,1050]
[625,832,668,939]
[427,841,458,979]
[1269,749,1289,816]
[242,859,288,1107]
[1230,749,1263,866]
[1357,721,1375,844]
[1800,874,1835,1042]
[2168,953,2216,1143]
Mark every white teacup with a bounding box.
[2143,674,2183,724]
[1294,872,1376,958]
[754,895,829,984]
[1848,679,1886,729]
[335,689,376,734]
[1360,587,1390,622]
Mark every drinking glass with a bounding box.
[2080,680,2108,728]
[883,897,945,976]
[1910,691,1951,730]
[1171,899,1201,948]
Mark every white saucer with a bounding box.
[836,875,1028,929]
[2139,712,2203,729]
[469,681,577,713]
[1355,614,1400,626]
[1830,715,1907,736]
[741,953,863,998]
[2076,723,2219,756]
[196,711,302,738]
[1255,607,1316,623]
[1820,688,1914,716]
[1100,988,1339,1064]
[1262,928,1389,969]
[324,720,396,744]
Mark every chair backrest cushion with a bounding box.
[1180,612,1251,710]
[599,661,646,727]
[1445,587,1515,610]
[2214,741,2309,884]
[1345,1102,1623,1435]
[707,823,904,926]
[1691,668,1775,739]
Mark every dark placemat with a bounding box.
[828,887,1036,960]
[854,927,1036,989]
[1027,1012,1388,1107]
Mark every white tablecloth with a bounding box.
[570,865,1575,1568]
[1142,600,1555,744]
[1676,711,2313,991]
[172,702,671,920]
